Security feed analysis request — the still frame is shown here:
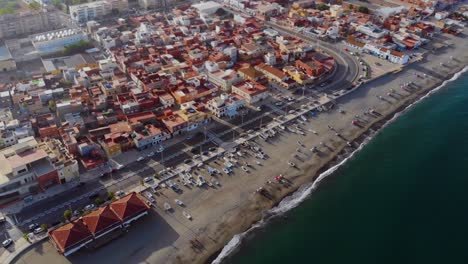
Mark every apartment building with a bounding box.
[207,69,242,92]
[0,10,60,40]
[69,1,112,24]
[0,137,78,205]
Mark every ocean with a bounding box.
[219,71,468,264]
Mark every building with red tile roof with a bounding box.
[49,192,150,256]
[109,192,150,224]
[82,206,122,239]
[49,219,93,256]
[231,80,269,104]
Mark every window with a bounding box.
[17,168,27,174]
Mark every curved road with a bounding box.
[265,21,360,92]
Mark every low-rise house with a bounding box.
[231,81,269,104]
[131,124,165,150]
[206,94,245,118]
[255,63,293,89]
[177,103,210,131]
[161,112,187,137]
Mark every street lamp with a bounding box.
[160,143,165,171]
[200,125,207,154]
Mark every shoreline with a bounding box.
[205,63,468,262]
[11,34,468,264]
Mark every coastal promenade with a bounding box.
[12,31,467,264]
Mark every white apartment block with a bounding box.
[0,11,60,40]
[69,1,111,23]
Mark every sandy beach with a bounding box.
[13,33,467,264]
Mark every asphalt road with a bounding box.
[264,21,360,93]
[9,11,360,232]
[12,94,309,230]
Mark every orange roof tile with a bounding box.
[82,206,121,235]
[49,219,93,254]
[109,192,150,221]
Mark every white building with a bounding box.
[364,43,409,65]
[223,46,238,61]
[31,29,88,55]
[192,1,222,15]
[206,94,245,118]
[0,137,78,205]
[357,24,389,39]
[131,125,166,150]
[330,5,343,18]
[69,1,111,23]
[264,52,276,65]
[205,61,220,73]
[231,81,269,104]
[208,69,242,92]
[0,109,34,149]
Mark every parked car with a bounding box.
[84,204,95,211]
[33,227,44,234]
[2,239,13,248]
[28,223,38,231]
[143,177,153,183]
[137,157,145,162]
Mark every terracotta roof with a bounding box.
[82,206,121,235]
[390,50,405,58]
[109,192,150,221]
[49,219,93,254]
[346,36,365,48]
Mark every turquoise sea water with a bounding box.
[223,72,468,264]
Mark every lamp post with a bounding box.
[161,143,165,171]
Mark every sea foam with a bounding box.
[211,66,468,264]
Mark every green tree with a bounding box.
[316,4,330,11]
[29,2,41,10]
[349,4,354,10]
[64,209,72,220]
[0,2,17,15]
[41,223,48,230]
[48,100,56,109]
[95,197,104,205]
[63,40,93,55]
[358,6,369,14]
[108,191,115,200]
